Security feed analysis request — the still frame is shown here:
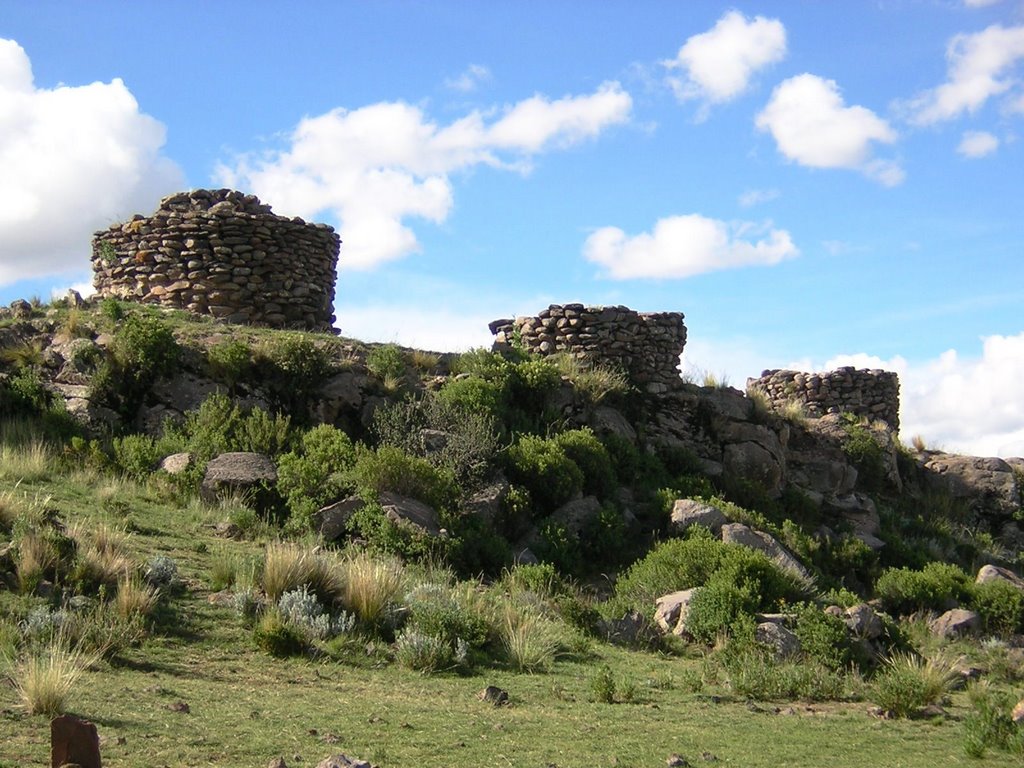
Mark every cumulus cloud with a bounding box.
[216,82,631,270]
[963,1,1004,10]
[0,39,184,287]
[907,23,1024,124]
[583,214,798,280]
[445,64,492,92]
[756,74,904,185]
[664,10,786,109]
[958,129,1000,157]
[738,188,780,207]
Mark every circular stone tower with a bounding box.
[91,189,340,331]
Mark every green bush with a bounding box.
[253,608,307,657]
[723,648,850,702]
[346,500,441,561]
[206,339,252,390]
[875,562,971,616]
[276,424,357,518]
[840,415,887,492]
[403,583,490,656]
[112,434,158,481]
[256,334,335,420]
[92,314,180,419]
[435,377,505,422]
[970,580,1024,636]
[962,684,1024,758]
[793,603,855,671]
[366,343,407,380]
[871,652,957,718]
[505,435,583,514]
[553,428,615,499]
[685,581,749,644]
[350,445,458,512]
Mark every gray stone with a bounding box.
[669,499,727,535]
[462,477,510,525]
[975,564,1024,592]
[843,604,883,640]
[654,588,699,637]
[929,609,981,639]
[379,491,441,537]
[315,755,371,768]
[51,714,102,768]
[158,452,193,475]
[755,621,801,660]
[925,453,1021,520]
[549,495,602,538]
[10,298,32,318]
[316,497,365,542]
[588,405,638,441]
[200,452,277,503]
[720,523,810,580]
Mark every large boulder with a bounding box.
[379,492,441,537]
[843,603,883,640]
[720,522,810,580]
[461,476,510,527]
[548,496,603,538]
[316,497,365,542]
[755,621,801,660]
[669,499,727,535]
[719,422,787,495]
[200,452,277,504]
[975,564,1024,592]
[929,609,981,639]
[924,454,1021,522]
[825,493,884,550]
[313,370,367,424]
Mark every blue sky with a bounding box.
[1,1,1022,456]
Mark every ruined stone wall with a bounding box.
[749,367,900,431]
[91,189,340,331]
[489,304,687,393]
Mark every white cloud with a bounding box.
[336,303,495,352]
[583,214,798,280]
[216,82,631,270]
[445,64,492,92]
[756,74,904,185]
[664,11,786,108]
[963,0,1003,9]
[738,188,779,207]
[957,129,1000,156]
[908,23,1024,124]
[0,39,184,287]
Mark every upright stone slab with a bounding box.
[51,714,102,768]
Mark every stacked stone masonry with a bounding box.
[91,189,340,331]
[749,367,901,431]
[489,304,687,394]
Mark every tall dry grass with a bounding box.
[262,542,343,603]
[341,551,405,626]
[6,628,101,717]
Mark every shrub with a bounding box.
[435,377,505,422]
[685,581,749,644]
[277,586,354,641]
[793,603,855,671]
[723,649,850,702]
[276,424,356,518]
[256,333,335,419]
[115,575,158,619]
[93,313,180,419]
[840,415,887,491]
[206,339,252,390]
[397,582,489,671]
[366,343,407,380]
[553,428,615,499]
[350,445,458,512]
[395,627,463,672]
[144,555,179,591]
[875,562,971,616]
[871,652,957,718]
[962,683,1024,758]
[587,664,637,703]
[505,435,583,514]
[112,434,158,480]
[970,580,1024,635]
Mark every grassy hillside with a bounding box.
[1,297,1022,765]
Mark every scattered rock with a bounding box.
[9,298,32,319]
[478,685,509,706]
[315,754,372,768]
[654,589,699,637]
[158,452,193,475]
[200,452,277,504]
[316,497,366,542]
[669,499,727,535]
[666,755,690,767]
[975,564,1024,592]
[379,491,441,537]
[720,523,810,580]
[843,603,883,640]
[755,621,801,660]
[929,609,981,639]
[268,758,288,768]
[169,701,190,714]
[1012,698,1024,725]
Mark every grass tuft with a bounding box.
[341,550,405,627]
[6,628,101,717]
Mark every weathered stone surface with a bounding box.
[1012,698,1024,725]
[669,499,727,535]
[598,609,653,646]
[828,493,885,550]
[756,621,801,660]
[924,453,1021,520]
[10,298,32,319]
[158,452,193,475]
[314,371,366,423]
[379,491,441,537]
[720,523,810,580]
[478,685,509,705]
[975,564,1024,592]
[316,497,365,542]
[461,477,510,525]
[92,189,339,331]
[843,604,883,640]
[588,405,638,441]
[654,588,699,637]
[549,496,602,538]
[200,452,277,502]
[51,714,102,768]
[929,609,981,639]
[722,440,783,494]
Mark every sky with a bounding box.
[0,0,1022,457]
